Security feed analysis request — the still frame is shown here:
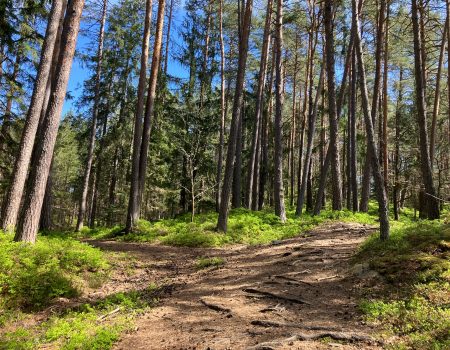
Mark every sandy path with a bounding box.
[90,222,382,350]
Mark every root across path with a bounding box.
[90,222,383,350]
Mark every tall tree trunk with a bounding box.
[411,0,440,219]
[163,0,174,76]
[246,0,272,209]
[216,0,226,211]
[360,0,386,212]
[296,62,324,215]
[137,0,166,214]
[382,1,390,188]
[353,0,390,240]
[324,0,343,210]
[273,0,286,222]
[429,16,447,167]
[200,0,212,108]
[39,164,53,231]
[75,0,107,232]
[289,35,299,207]
[393,67,403,221]
[1,0,65,232]
[350,46,358,212]
[126,0,154,232]
[217,0,253,231]
[15,0,85,242]
[232,110,243,208]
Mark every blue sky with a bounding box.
[62,0,188,116]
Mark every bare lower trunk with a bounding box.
[353,0,390,240]
[126,0,154,232]
[411,0,440,220]
[273,0,286,222]
[15,0,85,242]
[217,0,253,231]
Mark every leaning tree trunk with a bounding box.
[411,0,440,220]
[324,0,343,211]
[1,0,65,232]
[126,0,154,232]
[273,0,286,222]
[217,0,253,232]
[360,0,386,212]
[15,0,85,243]
[353,0,389,240]
[75,0,107,232]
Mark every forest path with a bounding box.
[90,222,383,350]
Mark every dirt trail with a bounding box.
[90,222,383,350]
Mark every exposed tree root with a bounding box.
[200,298,231,313]
[243,288,310,305]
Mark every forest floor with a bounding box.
[88,221,384,350]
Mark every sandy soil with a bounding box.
[88,222,384,350]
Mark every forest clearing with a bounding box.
[1,0,450,348]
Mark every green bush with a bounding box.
[0,233,109,311]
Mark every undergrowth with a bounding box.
[195,256,225,269]
[356,220,450,349]
[79,205,377,247]
[0,286,159,350]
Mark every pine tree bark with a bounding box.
[324,0,343,211]
[273,0,286,222]
[411,0,440,220]
[15,0,85,242]
[215,0,226,211]
[163,0,174,76]
[75,0,107,232]
[217,0,253,231]
[246,0,272,209]
[393,67,403,221]
[350,46,358,212]
[1,0,65,232]
[126,0,154,232]
[353,0,390,240]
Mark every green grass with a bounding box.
[356,220,450,349]
[79,206,377,247]
[0,286,159,350]
[195,256,225,269]
[0,233,109,313]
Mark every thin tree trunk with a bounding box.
[75,0,107,232]
[353,0,390,240]
[246,0,272,209]
[429,16,447,167]
[1,0,65,232]
[232,110,243,208]
[393,67,403,221]
[15,0,85,242]
[360,0,386,212]
[215,0,226,211]
[273,0,286,222]
[289,35,299,207]
[126,0,154,232]
[217,0,253,231]
[324,0,343,210]
[200,0,212,108]
[350,46,358,212]
[411,0,440,220]
[163,0,174,76]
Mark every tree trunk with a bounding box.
[382,2,389,188]
[163,0,174,76]
[273,0,286,222]
[232,110,243,208]
[324,0,343,211]
[2,0,67,232]
[75,0,107,232]
[126,0,154,232]
[350,46,358,212]
[353,0,389,240]
[217,0,253,231]
[411,0,440,220]
[359,0,386,212]
[246,0,272,209]
[215,0,226,212]
[15,0,85,242]
[393,67,403,221]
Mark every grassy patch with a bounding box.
[0,233,109,313]
[195,257,225,269]
[356,221,450,349]
[0,287,159,350]
[80,207,376,248]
